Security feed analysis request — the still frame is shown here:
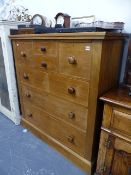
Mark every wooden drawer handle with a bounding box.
[68,56,76,64]
[67,136,74,143]
[68,112,75,119]
[27,113,33,118]
[41,61,47,68]
[104,139,112,149]
[101,165,107,173]
[23,73,29,80]
[20,51,26,57]
[68,87,76,94]
[41,47,46,52]
[25,92,31,98]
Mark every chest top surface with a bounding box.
[100,87,131,109]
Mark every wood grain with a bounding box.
[23,102,86,156]
[21,84,88,130]
[59,42,92,80]
[11,32,125,175]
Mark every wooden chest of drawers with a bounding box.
[95,87,131,175]
[10,32,125,174]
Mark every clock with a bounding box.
[55,13,70,28]
[30,14,46,26]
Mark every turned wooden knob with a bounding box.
[20,51,26,57]
[101,165,107,173]
[67,136,74,143]
[68,56,76,64]
[27,113,33,118]
[41,61,47,68]
[104,139,112,148]
[68,87,75,94]
[41,47,46,52]
[25,92,31,98]
[23,73,29,80]
[68,112,75,119]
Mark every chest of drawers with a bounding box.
[95,87,131,175]
[10,32,125,174]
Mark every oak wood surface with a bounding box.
[21,118,91,173]
[22,102,86,156]
[59,42,92,80]
[11,32,125,175]
[21,84,88,131]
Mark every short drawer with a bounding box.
[17,65,49,93]
[13,40,33,63]
[20,85,88,130]
[111,109,131,138]
[59,42,92,80]
[14,40,58,73]
[23,102,86,156]
[33,40,58,56]
[49,73,89,107]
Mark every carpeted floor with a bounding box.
[0,113,87,175]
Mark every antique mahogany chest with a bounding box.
[95,87,131,175]
[10,32,125,174]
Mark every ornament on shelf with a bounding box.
[0,0,31,22]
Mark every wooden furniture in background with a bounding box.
[95,87,131,175]
[10,32,125,174]
[124,36,131,86]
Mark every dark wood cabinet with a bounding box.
[95,87,131,175]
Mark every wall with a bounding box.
[20,0,131,32]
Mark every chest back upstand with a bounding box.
[10,32,125,174]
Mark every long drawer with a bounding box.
[17,65,89,107]
[23,102,86,156]
[18,65,49,93]
[20,84,88,130]
[49,73,89,107]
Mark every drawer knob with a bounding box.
[68,112,75,119]
[41,47,46,52]
[68,56,76,64]
[27,113,33,118]
[101,165,107,173]
[26,92,31,98]
[41,61,47,68]
[68,87,76,94]
[23,73,29,80]
[105,139,112,149]
[67,136,74,143]
[20,51,26,57]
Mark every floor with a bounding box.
[0,113,87,175]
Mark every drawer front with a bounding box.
[18,65,49,93]
[14,40,58,73]
[14,40,33,63]
[33,40,57,56]
[32,54,58,72]
[49,73,89,107]
[111,109,131,138]
[23,102,86,156]
[59,42,92,80]
[21,85,88,130]
[32,41,58,72]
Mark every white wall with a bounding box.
[20,0,131,32]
